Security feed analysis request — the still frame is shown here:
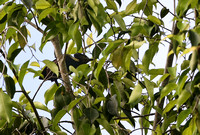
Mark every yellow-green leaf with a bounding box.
[147,15,161,25]
[35,0,51,9]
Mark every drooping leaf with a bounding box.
[144,77,154,105]
[113,14,126,31]
[44,84,58,105]
[190,49,198,72]
[160,7,169,18]
[18,60,29,86]
[189,30,200,46]
[97,116,114,135]
[17,25,27,49]
[0,60,7,74]
[0,90,12,123]
[4,75,16,99]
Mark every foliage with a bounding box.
[0,0,200,134]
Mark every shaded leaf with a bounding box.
[160,7,169,18]
[97,117,114,135]
[107,95,119,116]
[4,75,16,99]
[113,14,126,31]
[84,108,99,123]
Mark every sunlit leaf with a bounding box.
[125,0,137,15]
[128,84,142,105]
[18,60,29,86]
[34,101,50,112]
[44,84,58,105]
[0,90,12,123]
[176,90,191,109]
[147,15,161,25]
[176,109,191,131]
[162,99,177,115]
[35,0,51,9]
[160,83,177,102]
[43,60,59,77]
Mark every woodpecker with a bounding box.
[39,53,92,85]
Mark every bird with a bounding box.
[39,53,93,85]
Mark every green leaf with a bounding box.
[44,84,58,105]
[162,99,177,115]
[0,60,7,75]
[113,14,126,31]
[160,83,177,102]
[4,75,15,99]
[176,109,191,131]
[0,90,12,123]
[38,8,56,23]
[30,61,40,67]
[0,0,8,5]
[43,60,59,77]
[160,7,169,18]
[35,0,51,9]
[54,86,72,109]
[128,84,142,105]
[97,117,114,135]
[84,108,99,123]
[94,57,106,79]
[105,0,118,12]
[22,0,33,9]
[17,25,27,49]
[181,60,190,70]
[149,68,164,75]
[190,49,198,72]
[144,77,154,105]
[34,101,50,112]
[102,40,124,57]
[125,0,137,15]
[177,90,191,109]
[147,15,161,25]
[18,60,29,86]
[68,22,82,51]
[52,109,66,128]
[189,30,200,46]
[67,96,84,112]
